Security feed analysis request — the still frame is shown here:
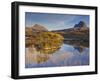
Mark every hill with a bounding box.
[32,24,48,32]
[26,24,48,36]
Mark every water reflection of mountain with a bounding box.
[64,40,89,48]
[25,40,88,65]
[74,46,84,53]
[64,41,87,53]
[25,43,89,68]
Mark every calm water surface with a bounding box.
[25,43,89,68]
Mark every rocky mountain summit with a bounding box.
[74,21,88,30]
[32,24,48,32]
[74,21,87,28]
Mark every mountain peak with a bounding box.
[32,24,48,32]
[74,21,87,28]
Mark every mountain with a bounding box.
[52,21,89,46]
[74,21,87,28]
[26,24,48,36]
[74,21,89,31]
[32,24,48,32]
[52,21,89,32]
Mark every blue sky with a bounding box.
[25,12,89,31]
